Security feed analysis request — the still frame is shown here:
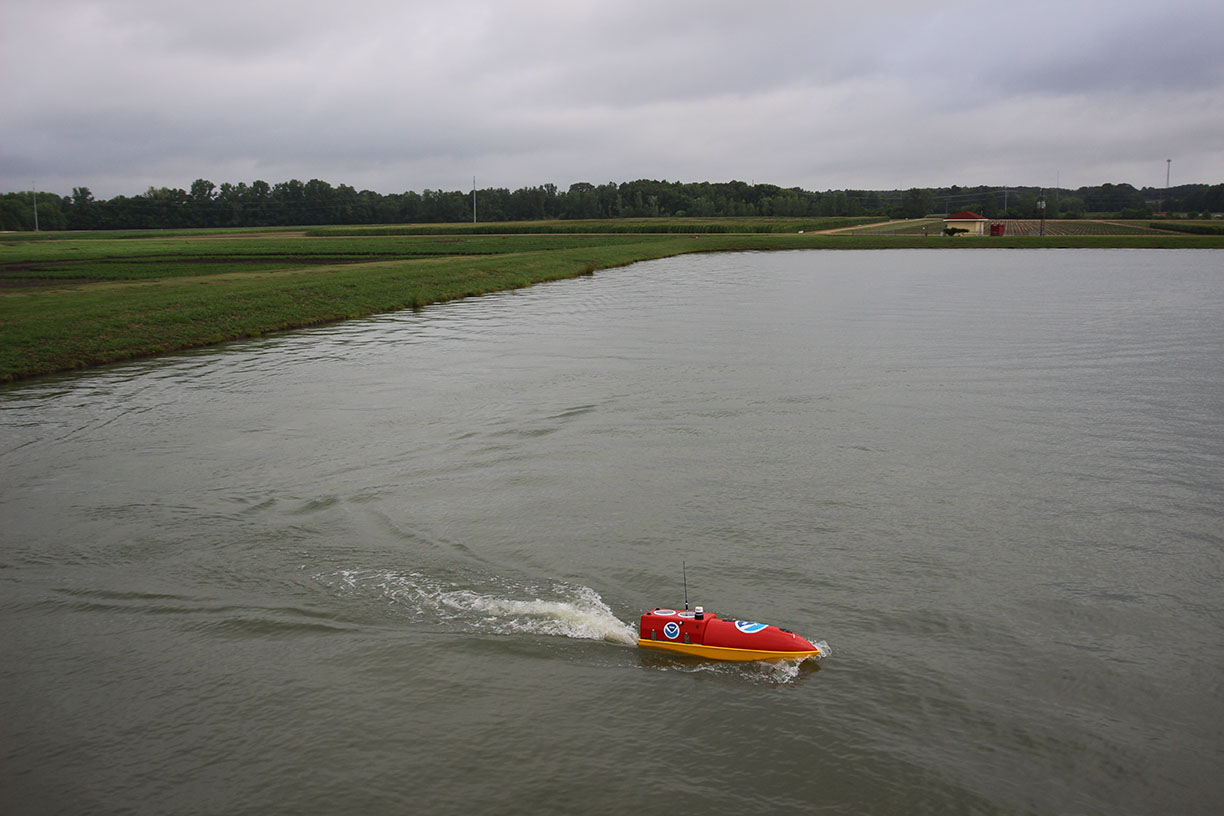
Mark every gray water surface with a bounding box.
[3,249,1222,814]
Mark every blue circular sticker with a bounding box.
[735,621,767,634]
[663,621,681,640]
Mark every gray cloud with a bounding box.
[3,0,1221,198]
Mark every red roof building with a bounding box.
[943,210,990,235]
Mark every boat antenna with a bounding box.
[683,561,689,611]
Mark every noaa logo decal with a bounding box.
[735,621,767,634]
[663,621,681,640]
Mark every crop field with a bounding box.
[0,233,684,286]
[321,216,879,235]
[1148,220,1224,236]
[3,223,1222,381]
[848,218,1167,236]
[993,220,1162,236]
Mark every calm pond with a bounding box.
[2,249,1222,814]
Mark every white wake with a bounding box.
[325,568,637,645]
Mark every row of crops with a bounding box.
[851,219,1164,236]
[999,220,1160,236]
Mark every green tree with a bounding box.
[0,193,33,230]
[67,186,98,229]
[1183,184,1224,213]
[899,187,935,218]
[188,179,217,226]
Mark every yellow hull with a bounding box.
[637,638,822,662]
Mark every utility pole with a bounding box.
[1162,159,1172,213]
[472,176,477,223]
[1038,190,1046,236]
[31,183,39,232]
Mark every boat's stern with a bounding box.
[638,607,705,648]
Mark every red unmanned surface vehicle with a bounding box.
[637,606,825,661]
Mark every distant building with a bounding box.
[943,210,989,236]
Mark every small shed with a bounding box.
[943,210,989,236]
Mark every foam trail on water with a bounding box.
[448,587,637,644]
[325,569,637,645]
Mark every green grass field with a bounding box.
[314,216,879,235]
[841,218,1188,236]
[3,222,1222,382]
[1,233,685,283]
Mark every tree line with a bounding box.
[2,178,1219,232]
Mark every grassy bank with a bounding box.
[3,226,1223,382]
[313,216,878,235]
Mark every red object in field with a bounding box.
[637,607,824,661]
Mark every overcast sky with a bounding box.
[3,0,1222,198]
